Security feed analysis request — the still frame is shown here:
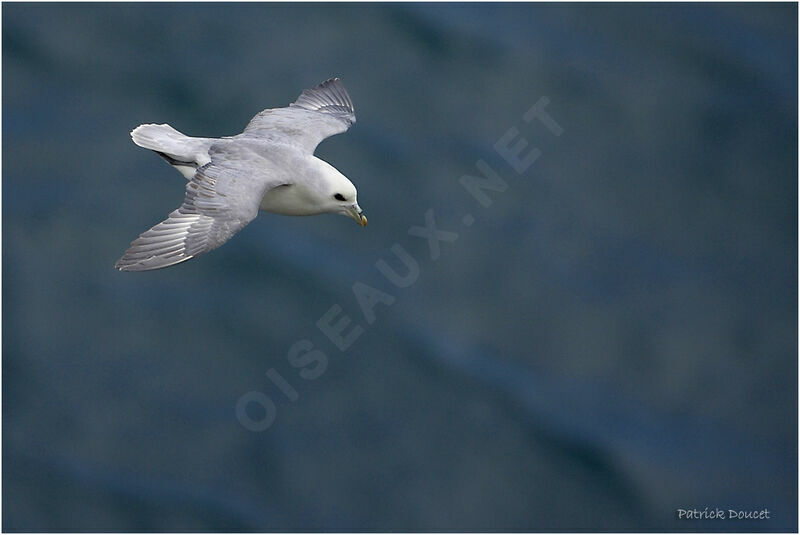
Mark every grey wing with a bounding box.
[116,146,278,271]
[241,78,356,154]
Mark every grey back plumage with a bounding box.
[241,78,356,154]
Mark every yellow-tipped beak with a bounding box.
[347,206,367,227]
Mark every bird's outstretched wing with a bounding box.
[115,144,278,271]
[241,78,356,154]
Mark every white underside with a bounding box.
[258,183,325,215]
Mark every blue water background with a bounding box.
[3,3,797,531]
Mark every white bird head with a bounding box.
[316,162,367,227]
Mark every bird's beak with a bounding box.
[346,204,367,227]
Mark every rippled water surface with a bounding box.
[3,3,797,532]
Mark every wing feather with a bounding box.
[116,144,278,271]
[241,78,356,154]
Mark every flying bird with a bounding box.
[115,78,365,272]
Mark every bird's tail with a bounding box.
[130,124,212,178]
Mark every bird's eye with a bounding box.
[334,193,346,201]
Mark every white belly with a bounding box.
[259,184,323,216]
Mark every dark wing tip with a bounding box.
[290,77,355,124]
